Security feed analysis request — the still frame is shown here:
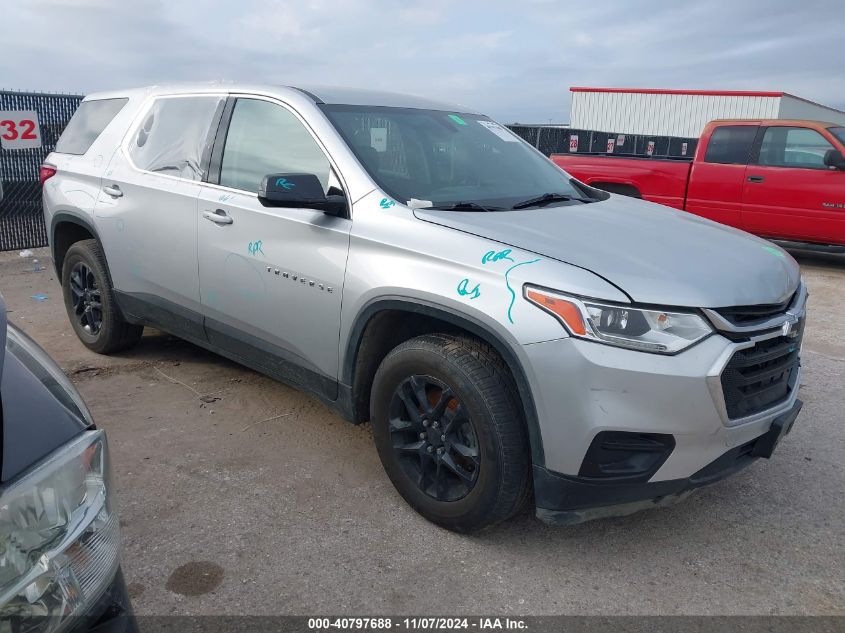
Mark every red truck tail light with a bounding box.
[39,164,57,185]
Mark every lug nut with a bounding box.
[419,432,426,440]
[432,421,439,429]
[422,419,429,427]
[440,434,446,441]
[427,446,434,453]
[437,447,444,455]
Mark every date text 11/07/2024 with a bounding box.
[307,617,528,630]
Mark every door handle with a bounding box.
[202,209,233,225]
[747,175,765,183]
[102,185,123,197]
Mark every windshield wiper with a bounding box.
[511,192,593,209]
[427,201,500,212]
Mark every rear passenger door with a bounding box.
[95,94,225,336]
[196,96,352,397]
[742,126,845,244]
[685,124,758,229]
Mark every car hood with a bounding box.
[414,195,801,308]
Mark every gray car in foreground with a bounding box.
[41,84,805,532]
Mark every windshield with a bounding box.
[320,105,587,209]
[829,127,845,147]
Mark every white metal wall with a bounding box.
[778,96,845,126]
[570,92,781,137]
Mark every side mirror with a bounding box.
[823,149,845,171]
[258,173,347,216]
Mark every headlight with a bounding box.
[525,286,712,354]
[0,430,120,633]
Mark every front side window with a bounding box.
[219,99,331,194]
[703,125,757,165]
[320,105,585,209]
[757,127,835,169]
[55,98,127,155]
[129,96,223,181]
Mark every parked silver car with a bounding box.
[41,84,805,532]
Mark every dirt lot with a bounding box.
[1,247,843,615]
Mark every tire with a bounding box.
[371,333,531,533]
[61,239,143,354]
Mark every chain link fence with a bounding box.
[0,90,83,251]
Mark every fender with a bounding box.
[343,296,546,467]
[49,211,104,277]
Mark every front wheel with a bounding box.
[371,334,531,533]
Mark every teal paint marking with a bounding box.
[448,114,467,126]
[457,279,481,300]
[379,197,396,209]
[763,245,786,259]
[218,193,235,202]
[482,249,514,264]
[505,258,541,324]
[248,241,265,256]
[275,178,296,190]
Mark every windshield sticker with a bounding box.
[482,249,515,264]
[370,127,387,153]
[505,258,541,323]
[248,240,265,257]
[478,120,520,142]
[448,114,467,126]
[457,279,481,300]
[379,197,396,209]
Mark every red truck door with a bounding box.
[742,125,845,245]
[685,124,759,229]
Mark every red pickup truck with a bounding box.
[553,119,845,249]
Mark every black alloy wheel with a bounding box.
[388,374,480,501]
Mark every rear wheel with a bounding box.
[61,239,143,354]
[371,334,530,532]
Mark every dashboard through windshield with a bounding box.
[320,105,587,210]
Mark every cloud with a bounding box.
[1,0,842,123]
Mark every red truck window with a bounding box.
[704,125,757,165]
[757,127,835,169]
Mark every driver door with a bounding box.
[197,96,352,398]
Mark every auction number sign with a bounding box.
[0,111,42,149]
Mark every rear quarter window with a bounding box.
[54,98,128,155]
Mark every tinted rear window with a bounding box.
[704,125,758,165]
[54,98,128,155]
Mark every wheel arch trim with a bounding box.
[343,296,546,467]
[49,212,104,277]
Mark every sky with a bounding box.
[2,0,844,123]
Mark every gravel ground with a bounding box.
[1,247,843,615]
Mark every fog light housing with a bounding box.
[578,431,675,482]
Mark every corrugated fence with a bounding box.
[0,90,698,253]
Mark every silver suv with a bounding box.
[42,84,806,532]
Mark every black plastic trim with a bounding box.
[342,297,545,466]
[534,400,802,519]
[49,212,103,277]
[206,97,236,186]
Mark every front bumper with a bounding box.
[534,399,802,525]
[522,323,803,523]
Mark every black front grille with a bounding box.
[715,293,796,327]
[720,325,802,419]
